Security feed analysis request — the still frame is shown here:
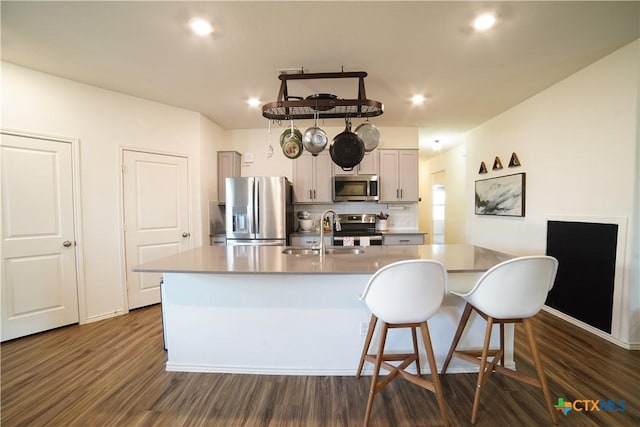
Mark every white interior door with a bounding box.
[1,133,79,341]
[123,150,190,309]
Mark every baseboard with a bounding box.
[164,361,512,376]
[542,305,633,349]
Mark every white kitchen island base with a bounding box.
[161,270,514,375]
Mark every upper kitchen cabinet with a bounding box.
[333,150,379,176]
[292,151,333,204]
[378,149,419,202]
[217,151,241,204]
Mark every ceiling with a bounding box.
[2,1,639,151]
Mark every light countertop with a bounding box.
[133,244,512,275]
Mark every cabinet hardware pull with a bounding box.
[63,241,72,247]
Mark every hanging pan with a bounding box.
[302,111,328,156]
[355,120,380,152]
[281,120,303,159]
[330,118,365,171]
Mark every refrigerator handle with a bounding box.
[253,179,259,233]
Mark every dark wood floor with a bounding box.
[2,305,639,426]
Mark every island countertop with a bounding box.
[133,243,512,275]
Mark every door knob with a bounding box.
[182,232,191,238]
[63,241,72,247]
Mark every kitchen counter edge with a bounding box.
[132,244,512,275]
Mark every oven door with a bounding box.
[333,235,383,246]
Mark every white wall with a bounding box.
[465,40,639,345]
[226,128,295,180]
[199,115,226,243]
[420,143,467,243]
[1,62,213,322]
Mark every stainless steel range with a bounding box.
[332,214,383,246]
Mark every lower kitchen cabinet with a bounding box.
[290,234,332,247]
[382,233,425,245]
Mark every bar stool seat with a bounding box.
[356,259,449,426]
[441,255,559,424]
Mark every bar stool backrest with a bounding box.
[463,256,558,319]
[359,260,447,324]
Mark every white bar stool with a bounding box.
[356,259,449,426]
[441,255,559,424]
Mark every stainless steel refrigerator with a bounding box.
[225,176,293,246]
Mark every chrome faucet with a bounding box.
[315,209,341,256]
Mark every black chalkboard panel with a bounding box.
[545,221,617,333]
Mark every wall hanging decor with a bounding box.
[492,156,503,170]
[475,172,526,217]
[478,161,488,174]
[508,152,521,167]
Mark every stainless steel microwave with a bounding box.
[333,175,379,202]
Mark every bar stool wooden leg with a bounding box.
[364,322,388,427]
[499,323,505,366]
[357,315,378,378]
[471,316,494,424]
[441,303,473,374]
[420,322,450,427]
[411,326,421,375]
[523,318,558,425]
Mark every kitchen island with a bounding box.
[133,244,514,375]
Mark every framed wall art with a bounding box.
[475,172,526,217]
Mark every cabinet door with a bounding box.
[290,235,321,247]
[398,150,418,201]
[378,150,400,202]
[217,151,241,203]
[333,151,378,176]
[292,153,315,203]
[312,152,333,203]
[358,151,379,175]
[383,234,425,245]
[333,162,355,176]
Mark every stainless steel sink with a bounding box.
[282,247,364,256]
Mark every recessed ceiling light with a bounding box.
[473,13,496,31]
[247,97,261,108]
[189,18,213,36]
[411,94,426,105]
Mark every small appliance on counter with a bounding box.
[297,211,315,232]
[226,176,293,246]
[332,213,382,246]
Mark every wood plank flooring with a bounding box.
[2,305,639,426]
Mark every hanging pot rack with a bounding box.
[262,71,384,121]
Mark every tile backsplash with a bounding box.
[293,202,418,230]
